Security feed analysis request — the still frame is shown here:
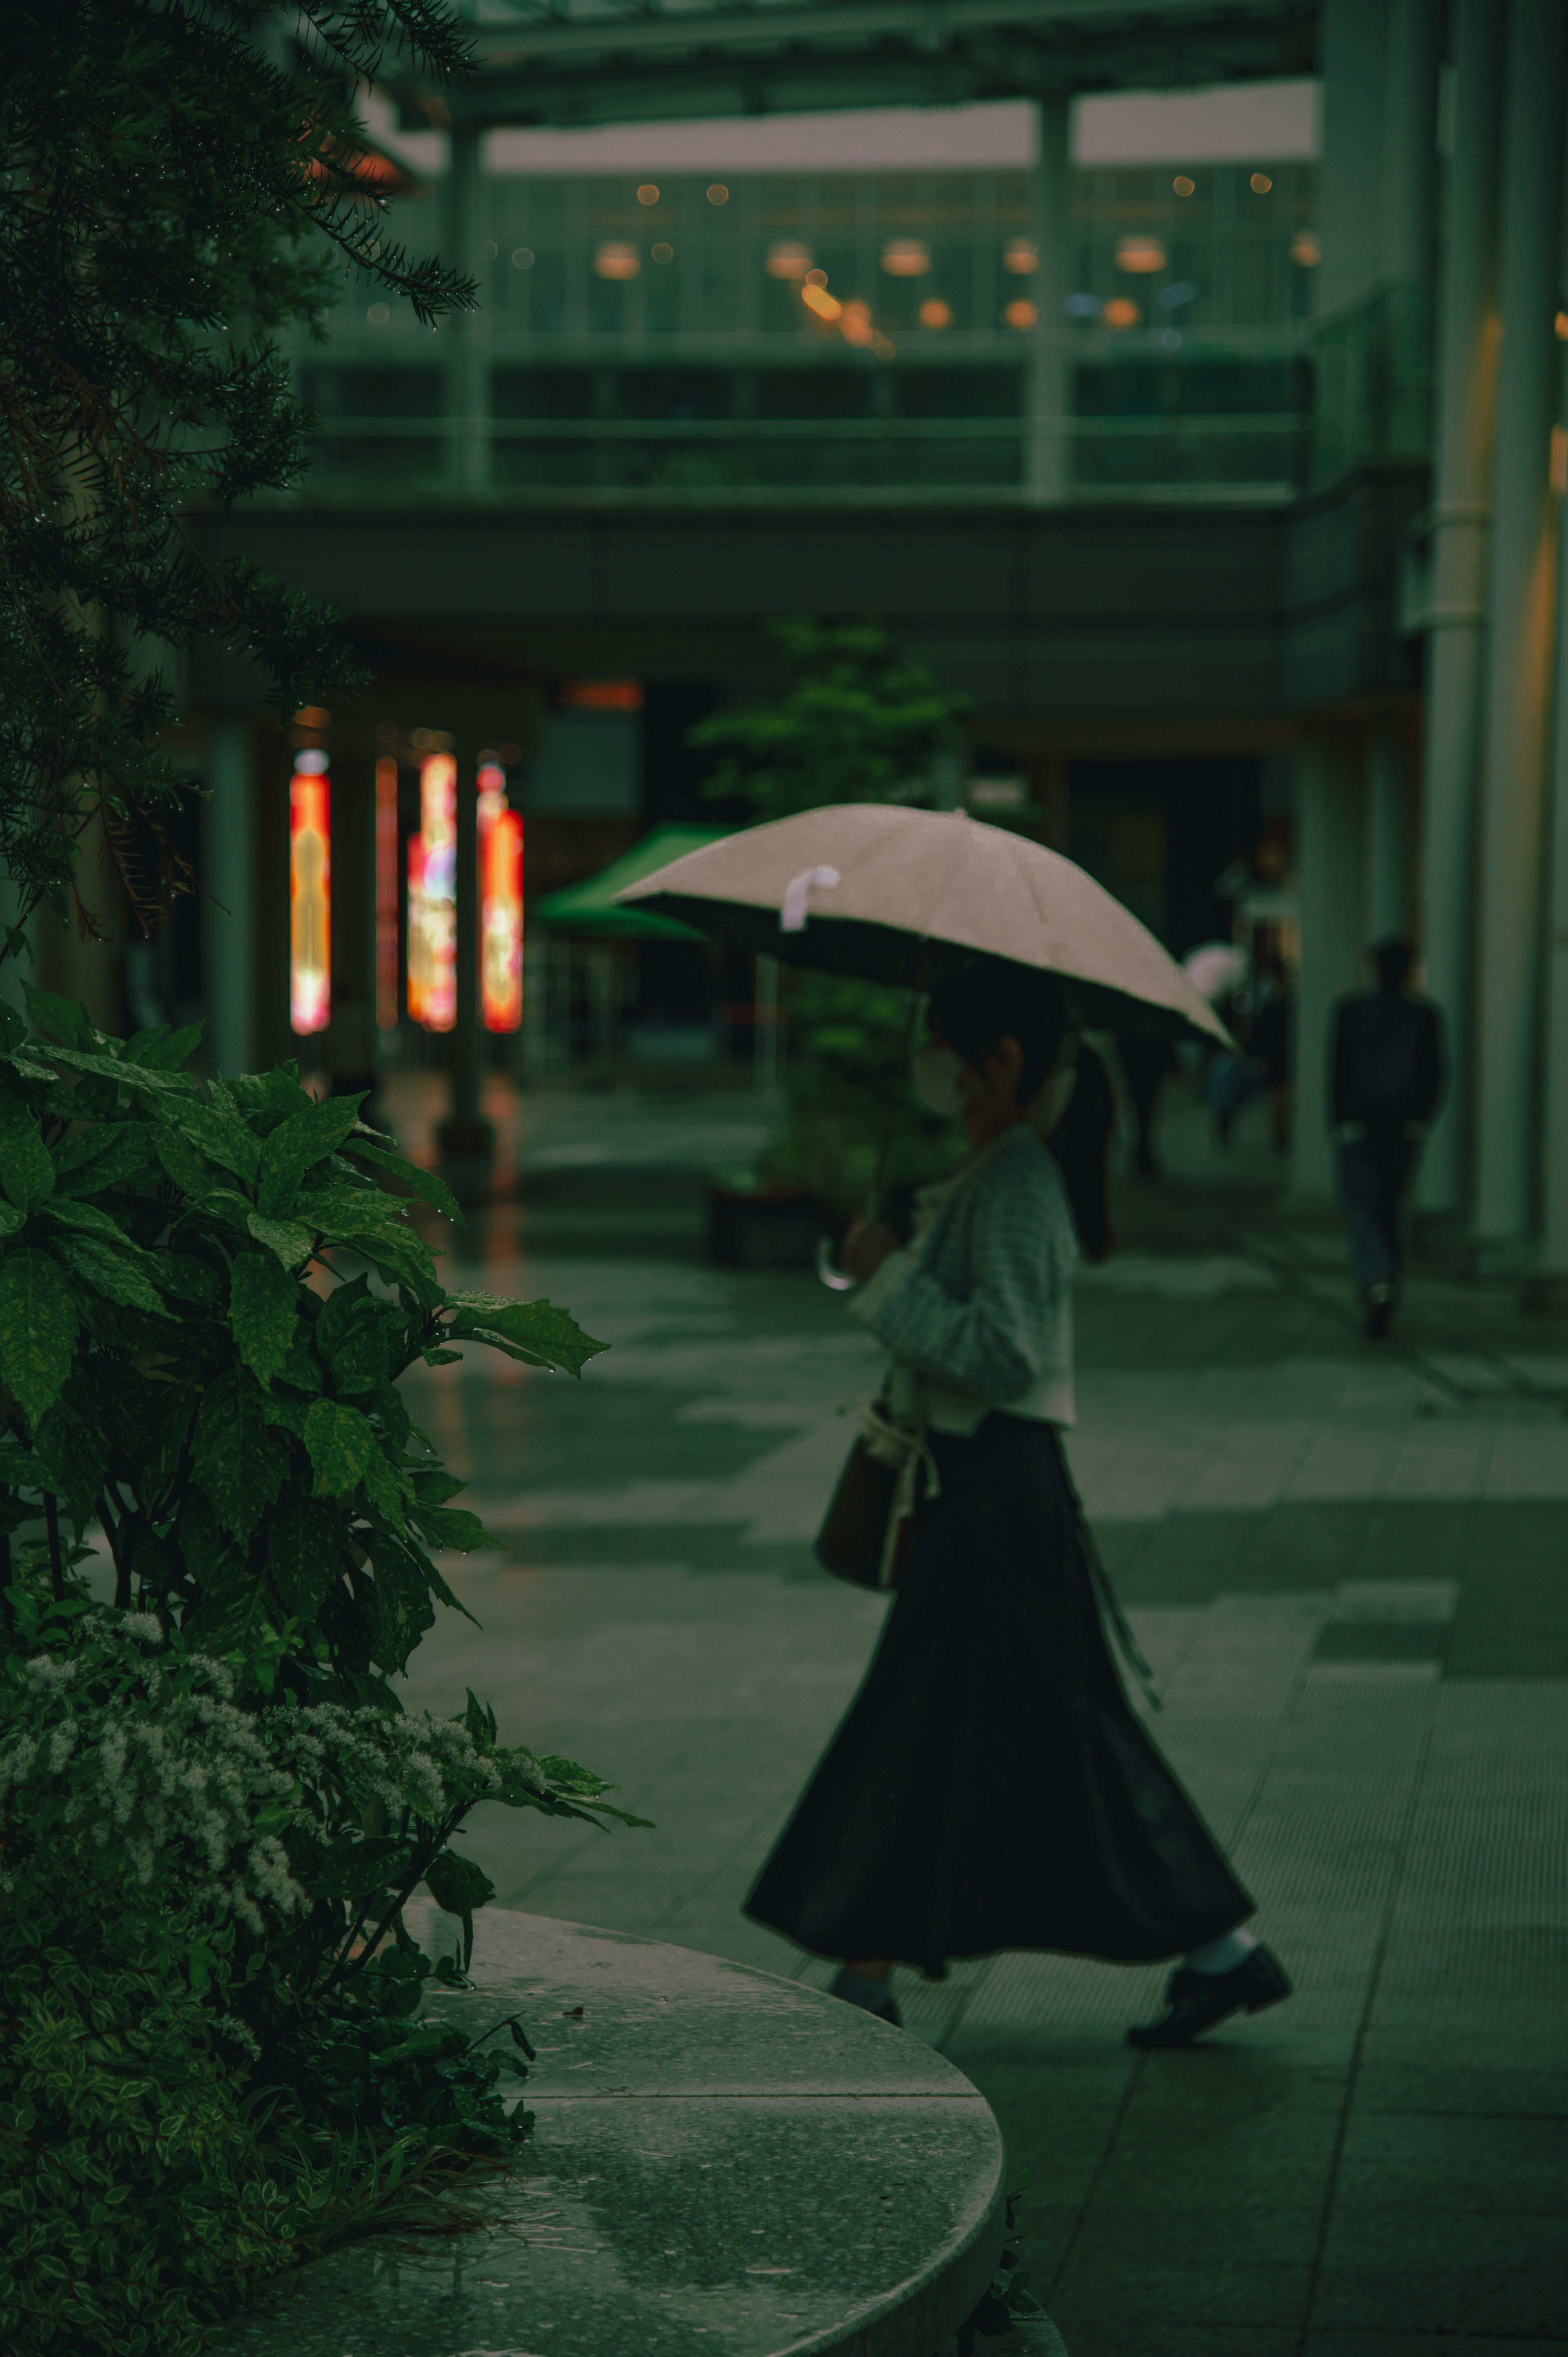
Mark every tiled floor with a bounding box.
[391,1077,1568,2355]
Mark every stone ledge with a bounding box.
[208,1909,1011,2357]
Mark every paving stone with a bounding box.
[379,1085,1568,2356]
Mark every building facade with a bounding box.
[45,0,1568,1279]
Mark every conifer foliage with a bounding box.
[0,1,475,952]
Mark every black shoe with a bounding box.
[1127,1943,1292,2049]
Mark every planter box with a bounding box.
[709,1184,825,1270]
[207,1908,1025,2357]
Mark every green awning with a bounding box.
[530,823,733,941]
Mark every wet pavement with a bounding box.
[389,1073,1568,2357]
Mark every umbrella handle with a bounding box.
[815,1235,855,1292]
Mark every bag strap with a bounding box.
[1055,1445,1162,1713]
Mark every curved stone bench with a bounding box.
[210,1910,1013,2357]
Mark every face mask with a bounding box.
[912,1040,967,1117]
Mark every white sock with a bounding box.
[1185,1927,1260,1976]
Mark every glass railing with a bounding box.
[291,290,1428,508]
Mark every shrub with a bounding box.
[0,992,642,2350]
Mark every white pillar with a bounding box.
[205,720,255,1075]
[1292,739,1364,1200]
[1416,0,1505,1218]
[1026,98,1070,503]
[1365,731,1411,940]
[1472,0,1568,1249]
[1316,0,1390,318]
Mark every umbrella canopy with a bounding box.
[617,804,1229,1044]
[532,823,731,942]
[1183,941,1251,1004]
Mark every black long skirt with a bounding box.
[745,1414,1252,1977]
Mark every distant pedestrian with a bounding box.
[1248,955,1292,1153]
[1331,939,1445,1339]
[748,964,1292,2049]
[1119,1031,1175,1179]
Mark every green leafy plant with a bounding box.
[690,623,969,1217]
[0,0,476,951]
[0,992,646,2350]
[0,984,600,1696]
[690,619,970,821]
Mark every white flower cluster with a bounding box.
[0,1615,504,1939]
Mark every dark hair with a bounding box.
[1373,937,1413,991]
[927,963,1071,1104]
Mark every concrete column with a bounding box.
[205,721,255,1075]
[1472,0,1568,1250]
[1291,738,1364,1199]
[1379,0,1441,290]
[1364,730,1411,940]
[1416,0,1504,1218]
[1026,98,1070,503]
[1539,470,1568,1277]
[444,125,485,492]
[1316,0,1390,318]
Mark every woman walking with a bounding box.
[745,963,1291,2048]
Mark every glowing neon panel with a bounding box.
[408,751,456,1033]
[289,760,330,1035]
[478,760,523,1032]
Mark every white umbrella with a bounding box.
[617,804,1229,1044]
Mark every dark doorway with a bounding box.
[1066,758,1263,957]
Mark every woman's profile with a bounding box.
[744,962,1291,2048]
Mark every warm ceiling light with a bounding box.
[1250,172,1274,194]
[767,241,813,280]
[706,183,729,205]
[919,297,952,329]
[882,238,930,277]
[294,706,332,729]
[594,241,640,280]
[802,281,842,321]
[512,246,534,270]
[1103,297,1141,329]
[1292,232,1322,267]
[651,241,674,263]
[839,298,875,348]
[1005,298,1038,330]
[1116,235,1167,274]
[636,184,659,206]
[1173,174,1196,196]
[1004,239,1039,275]
[804,267,829,288]
[1557,310,1568,340]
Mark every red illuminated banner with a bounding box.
[290,758,330,1035]
[478,759,523,1032]
[408,752,457,1032]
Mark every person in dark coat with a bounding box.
[1331,939,1446,1338]
[745,965,1292,2049]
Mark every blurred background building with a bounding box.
[53,0,1568,1277]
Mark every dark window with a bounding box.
[1075,357,1305,419]
[492,368,595,420]
[302,366,444,418]
[754,368,877,419]
[612,368,735,420]
[893,367,1024,419]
